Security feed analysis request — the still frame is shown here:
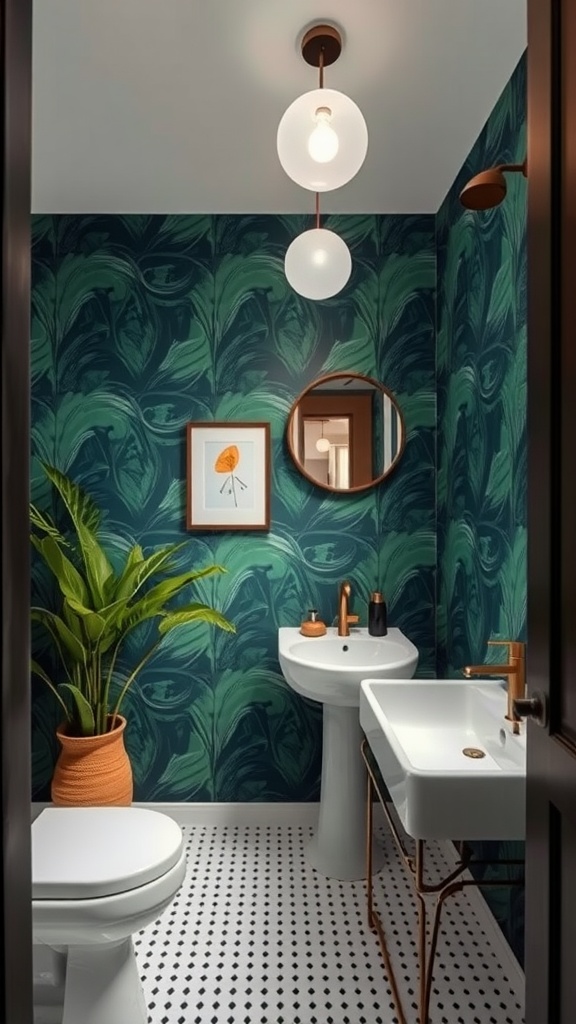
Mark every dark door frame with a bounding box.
[525,0,576,1019]
[1,0,33,1020]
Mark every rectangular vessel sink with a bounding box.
[359,679,526,840]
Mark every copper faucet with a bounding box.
[337,581,359,637]
[462,640,526,734]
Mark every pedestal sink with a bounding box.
[278,627,418,879]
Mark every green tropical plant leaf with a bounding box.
[32,608,87,664]
[57,683,96,736]
[42,463,101,534]
[75,521,116,608]
[64,599,108,644]
[31,535,89,607]
[159,604,236,635]
[29,504,66,543]
[114,543,184,601]
[121,565,226,629]
[31,659,70,719]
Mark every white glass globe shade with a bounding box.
[284,228,352,301]
[316,437,331,453]
[277,88,368,192]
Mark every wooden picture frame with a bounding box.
[186,422,270,531]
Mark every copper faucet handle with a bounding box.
[487,639,525,660]
[347,615,359,625]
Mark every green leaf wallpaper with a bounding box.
[436,54,527,963]
[31,212,437,803]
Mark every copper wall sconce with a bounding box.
[459,158,527,210]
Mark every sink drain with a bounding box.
[462,747,486,759]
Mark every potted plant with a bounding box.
[31,463,234,806]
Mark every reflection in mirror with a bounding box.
[287,372,405,493]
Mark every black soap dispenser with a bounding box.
[368,591,387,636]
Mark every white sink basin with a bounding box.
[360,679,526,841]
[278,627,418,707]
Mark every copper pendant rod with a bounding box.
[315,192,320,230]
[319,47,324,88]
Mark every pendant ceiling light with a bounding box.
[284,194,352,300]
[277,24,368,192]
[316,421,331,453]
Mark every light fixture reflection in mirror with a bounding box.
[286,372,405,493]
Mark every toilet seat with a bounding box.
[32,806,184,899]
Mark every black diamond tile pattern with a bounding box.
[134,823,525,1024]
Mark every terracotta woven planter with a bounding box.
[51,715,133,806]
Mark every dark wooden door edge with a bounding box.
[1,0,33,1020]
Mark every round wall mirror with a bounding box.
[286,371,406,493]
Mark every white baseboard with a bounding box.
[32,799,391,827]
[32,800,324,826]
[132,800,323,826]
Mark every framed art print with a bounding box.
[186,422,270,531]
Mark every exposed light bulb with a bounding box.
[316,437,330,453]
[307,107,339,164]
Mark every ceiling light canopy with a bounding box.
[277,25,368,193]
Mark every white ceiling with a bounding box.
[31,0,526,215]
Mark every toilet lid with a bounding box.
[32,807,184,899]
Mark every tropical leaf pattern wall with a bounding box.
[31,213,437,803]
[437,55,527,672]
[436,55,527,963]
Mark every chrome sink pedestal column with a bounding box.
[307,705,384,880]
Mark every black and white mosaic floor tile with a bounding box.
[135,824,525,1024]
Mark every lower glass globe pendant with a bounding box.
[285,193,351,301]
[285,227,351,300]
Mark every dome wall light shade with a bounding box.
[277,88,368,192]
[459,159,527,210]
[284,227,352,301]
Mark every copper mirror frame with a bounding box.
[286,371,406,494]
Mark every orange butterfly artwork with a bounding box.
[214,445,248,507]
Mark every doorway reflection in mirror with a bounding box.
[287,372,405,493]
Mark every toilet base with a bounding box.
[34,937,147,1024]
[64,937,147,1024]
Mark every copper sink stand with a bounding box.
[361,738,524,1024]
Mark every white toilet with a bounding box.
[32,806,187,1024]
